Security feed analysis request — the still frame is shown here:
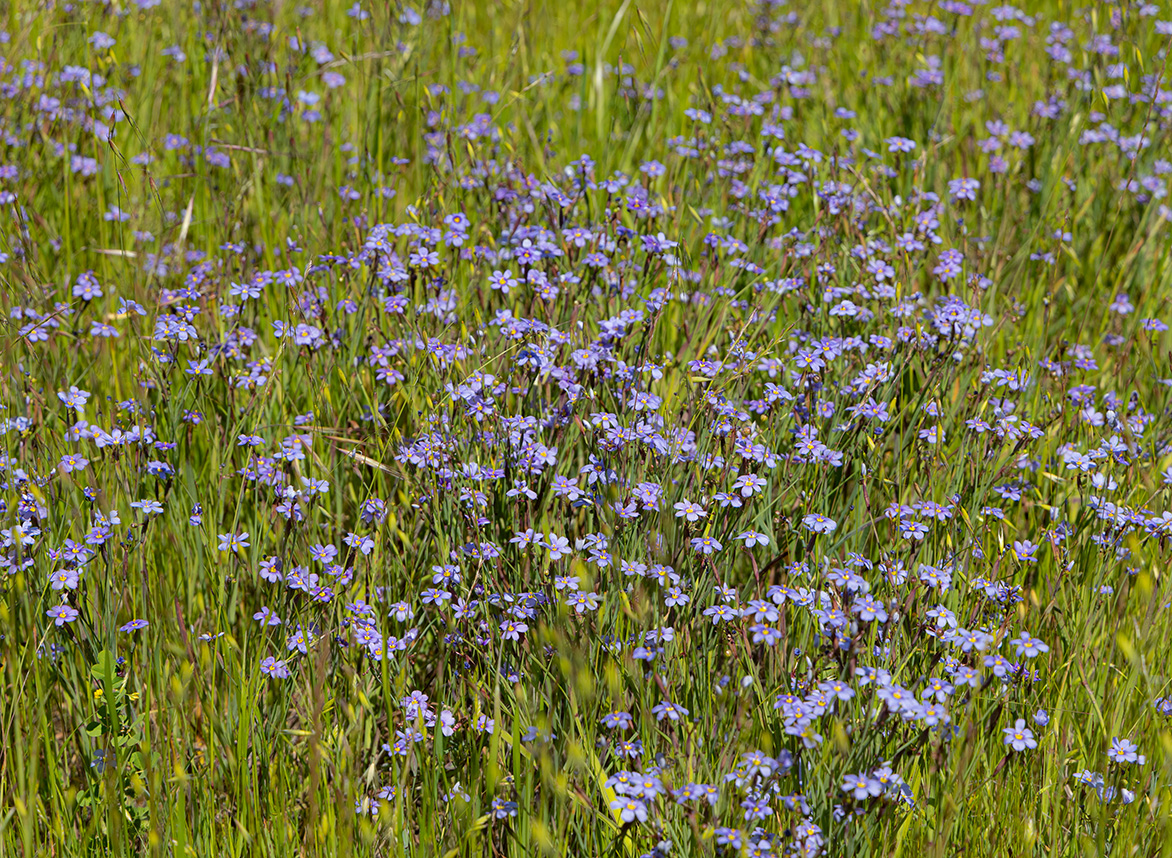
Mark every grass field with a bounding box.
[1,0,1172,855]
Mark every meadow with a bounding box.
[1,0,1171,855]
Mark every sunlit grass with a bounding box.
[0,1,1171,857]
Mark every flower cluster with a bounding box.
[1,0,1170,854]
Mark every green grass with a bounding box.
[1,1,1172,856]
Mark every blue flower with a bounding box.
[1002,719,1037,751]
[47,605,80,626]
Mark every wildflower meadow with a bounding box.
[3,0,1172,855]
